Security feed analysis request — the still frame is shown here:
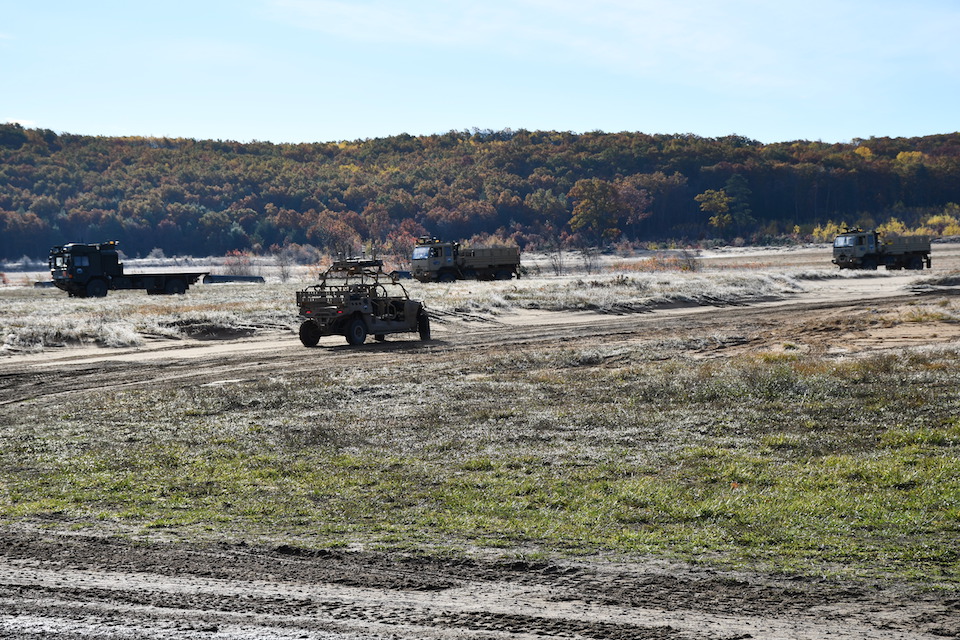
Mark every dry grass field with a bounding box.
[1,244,960,639]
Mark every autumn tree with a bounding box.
[523,189,567,227]
[567,178,627,244]
[0,123,27,149]
[724,173,755,232]
[614,177,653,236]
[695,189,733,232]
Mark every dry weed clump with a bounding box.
[0,283,300,353]
[415,271,808,317]
[612,251,701,272]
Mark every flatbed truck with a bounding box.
[49,241,207,297]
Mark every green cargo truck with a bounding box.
[411,236,520,282]
[832,229,931,271]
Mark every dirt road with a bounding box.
[2,531,956,640]
[2,270,960,638]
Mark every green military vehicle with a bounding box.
[49,241,207,297]
[296,258,430,347]
[832,228,931,270]
[411,236,521,282]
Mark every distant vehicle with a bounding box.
[411,236,520,282]
[49,241,207,297]
[296,258,430,347]
[832,229,931,270]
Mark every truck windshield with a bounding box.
[834,236,855,248]
[412,246,431,260]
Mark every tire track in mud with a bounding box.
[0,535,954,640]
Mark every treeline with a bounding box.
[2,123,960,261]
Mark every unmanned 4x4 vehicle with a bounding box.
[296,259,430,347]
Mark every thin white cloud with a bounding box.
[269,0,960,90]
[261,1,792,88]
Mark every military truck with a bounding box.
[296,258,430,347]
[832,229,932,270]
[49,241,207,297]
[411,236,520,282]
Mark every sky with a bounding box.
[2,0,958,145]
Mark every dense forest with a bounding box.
[2,123,960,261]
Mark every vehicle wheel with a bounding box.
[164,278,186,295]
[299,320,321,347]
[909,256,924,270]
[85,279,108,298]
[862,258,878,271]
[495,269,513,280]
[346,317,367,345]
[418,311,431,341]
[438,269,456,283]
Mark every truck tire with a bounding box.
[346,317,367,345]
[438,269,457,283]
[418,310,431,341]
[909,255,924,270]
[85,279,108,298]
[299,320,321,347]
[164,278,187,295]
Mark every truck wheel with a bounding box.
[299,320,321,347]
[346,317,367,345]
[85,279,108,298]
[164,278,186,295]
[438,269,456,283]
[909,256,924,270]
[418,311,431,341]
[862,258,878,271]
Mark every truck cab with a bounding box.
[49,241,123,297]
[411,237,457,280]
[832,230,877,268]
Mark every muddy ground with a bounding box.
[2,246,960,639]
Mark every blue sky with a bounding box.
[2,0,958,144]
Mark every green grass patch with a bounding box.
[3,346,960,586]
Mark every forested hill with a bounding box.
[2,123,960,261]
